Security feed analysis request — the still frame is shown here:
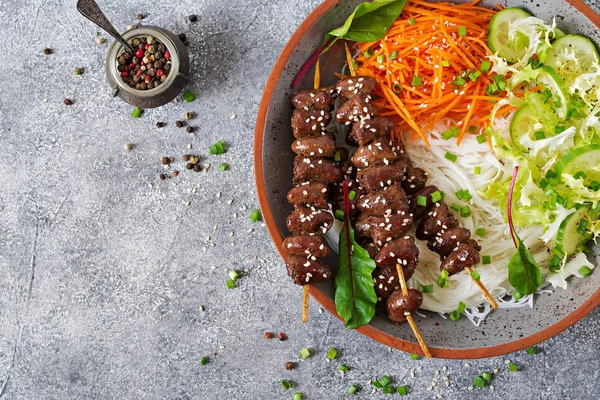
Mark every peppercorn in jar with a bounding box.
[117,35,171,90]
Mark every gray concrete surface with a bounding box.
[0,0,599,399]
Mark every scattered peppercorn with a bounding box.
[183,154,190,161]
[189,14,198,22]
[186,163,193,170]
[74,67,84,75]
[161,156,170,165]
[123,143,133,151]
[118,35,171,90]
[263,332,272,340]
[96,37,106,45]
[285,362,295,370]
[64,98,73,106]
[173,170,179,176]
[193,164,202,172]
[175,120,184,128]
[43,48,52,55]
[159,173,166,180]
[136,13,144,20]
[156,121,166,128]
[279,332,287,341]
[184,112,193,120]
[178,33,187,42]
[186,126,194,134]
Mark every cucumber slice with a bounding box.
[555,144,600,184]
[545,34,600,78]
[488,8,533,63]
[510,104,540,153]
[536,66,570,119]
[556,207,592,255]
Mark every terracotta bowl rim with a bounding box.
[254,0,600,359]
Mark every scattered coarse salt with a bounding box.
[505,360,511,364]
[187,143,192,149]
[231,114,237,119]
[155,207,161,212]
[442,366,447,372]
[468,386,474,391]
[247,228,253,233]
[199,305,205,311]
[210,242,216,247]
[148,183,153,188]
[318,308,323,313]
[219,346,224,350]
[185,201,191,206]
[202,247,207,252]
[231,242,236,247]
[493,368,500,373]
[233,212,238,218]
[230,232,234,237]
[241,205,247,211]
[211,266,217,270]
[216,192,221,198]
[213,225,218,230]
[490,385,495,391]
[464,363,471,368]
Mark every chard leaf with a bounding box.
[334,181,377,329]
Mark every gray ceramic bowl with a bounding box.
[255,0,600,358]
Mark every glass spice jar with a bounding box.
[106,26,189,108]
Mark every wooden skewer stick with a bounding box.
[344,42,356,76]
[301,59,323,324]
[396,264,432,359]
[465,266,499,310]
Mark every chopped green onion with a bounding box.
[441,126,459,140]
[408,18,416,25]
[526,347,537,355]
[458,301,466,313]
[300,348,311,359]
[363,48,374,59]
[226,279,236,289]
[293,393,303,400]
[392,82,403,93]
[327,348,338,360]
[430,191,443,203]
[482,255,491,265]
[200,356,209,365]
[372,380,382,388]
[182,90,196,102]
[281,379,292,390]
[473,376,486,388]
[534,131,545,140]
[497,80,507,90]
[573,171,587,180]
[348,385,359,395]
[486,83,499,94]
[460,205,471,217]
[411,75,422,86]
[450,203,461,212]
[549,257,561,273]
[378,376,391,387]
[348,190,357,201]
[334,151,341,162]
[382,386,393,394]
[377,54,385,64]
[508,363,518,372]
[437,276,448,288]
[228,270,239,280]
[468,72,478,81]
[462,190,473,201]
[480,60,491,72]
[130,107,142,118]
[338,364,350,372]
[445,152,457,163]
[335,209,345,221]
[475,228,486,236]
[453,77,466,86]
[470,270,481,281]
[420,284,434,293]
[416,195,428,207]
[455,189,464,200]
[209,140,226,154]
[449,310,460,321]
[218,162,229,171]
[468,125,477,133]
[441,60,450,67]
[398,385,408,396]
[579,266,592,277]
[409,353,420,360]
[440,269,449,279]
[474,166,481,175]
[250,209,262,222]
[476,134,488,144]
[482,372,492,381]
[389,50,398,60]
[458,26,467,37]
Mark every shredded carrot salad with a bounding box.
[353,0,512,146]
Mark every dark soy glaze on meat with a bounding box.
[292,133,337,157]
[293,156,343,185]
[292,89,333,110]
[374,236,419,271]
[334,76,377,100]
[386,289,423,324]
[286,182,329,209]
[440,241,482,275]
[282,235,329,258]
[351,140,399,169]
[357,183,409,216]
[415,201,459,240]
[356,159,410,193]
[427,227,471,258]
[402,165,428,195]
[409,185,440,220]
[291,108,331,138]
[286,255,332,285]
[286,205,334,235]
[334,93,380,125]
